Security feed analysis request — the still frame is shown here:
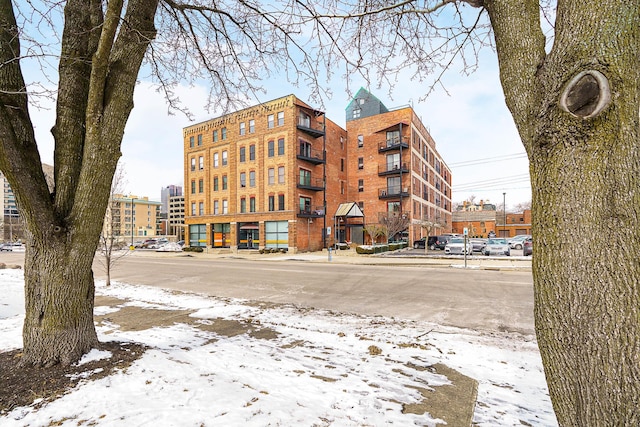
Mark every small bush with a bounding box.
[183,246,204,253]
[356,246,374,254]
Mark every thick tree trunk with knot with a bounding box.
[485,0,640,424]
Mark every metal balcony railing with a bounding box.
[378,162,409,175]
[297,146,325,164]
[297,176,324,191]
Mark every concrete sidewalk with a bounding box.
[149,246,533,271]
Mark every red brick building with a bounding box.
[345,89,452,243]
[183,91,452,252]
[184,95,347,252]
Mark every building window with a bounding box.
[214,200,219,215]
[249,119,255,133]
[387,130,400,145]
[240,146,246,162]
[277,111,284,126]
[357,134,364,148]
[268,168,275,185]
[358,179,364,192]
[299,111,310,127]
[199,201,204,216]
[278,138,285,155]
[353,108,361,119]
[213,176,219,191]
[222,150,228,166]
[299,140,311,157]
[278,166,285,184]
[198,179,204,193]
[268,140,274,157]
[213,153,219,168]
[199,156,204,170]
[240,172,246,188]
[222,175,228,190]
[299,196,311,214]
[191,180,196,194]
[341,158,344,172]
[250,197,256,212]
[191,202,196,215]
[278,194,285,211]
[299,168,311,186]
[249,170,256,187]
[267,114,274,128]
[240,197,246,213]
[213,130,218,142]
[239,122,246,135]
[189,136,194,148]
[221,127,227,140]
[249,144,255,161]
[222,200,228,214]
[358,157,364,170]
[388,201,400,213]
[268,195,275,211]
[197,134,203,146]
[190,158,196,171]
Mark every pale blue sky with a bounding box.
[26,7,532,211]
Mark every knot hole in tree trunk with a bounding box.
[560,70,611,119]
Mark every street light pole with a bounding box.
[503,192,506,238]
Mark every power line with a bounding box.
[448,152,528,168]
[454,173,530,191]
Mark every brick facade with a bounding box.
[345,89,452,243]
[183,91,452,252]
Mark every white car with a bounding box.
[508,235,531,249]
[444,237,472,255]
[0,242,24,252]
[483,238,511,256]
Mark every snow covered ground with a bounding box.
[0,268,557,426]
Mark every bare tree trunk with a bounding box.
[21,242,98,366]
[485,1,640,424]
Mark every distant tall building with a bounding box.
[104,194,162,244]
[160,185,182,214]
[168,195,185,239]
[1,171,20,241]
[1,164,54,241]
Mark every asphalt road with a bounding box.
[1,250,535,335]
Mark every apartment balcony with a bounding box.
[378,186,410,199]
[297,146,325,165]
[297,118,325,138]
[297,176,324,191]
[297,206,325,218]
[378,162,409,176]
[378,138,409,153]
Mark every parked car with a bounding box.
[444,237,472,255]
[469,238,487,252]
[0,242,24,252]
[139,239,157,248]
[483,238,511,256]
[510,235,531,249]
[508,235,531,250]
[523,237,533,256]
[413,236,437,249]
[431,235,452,250]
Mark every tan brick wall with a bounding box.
[183,95,348,252]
